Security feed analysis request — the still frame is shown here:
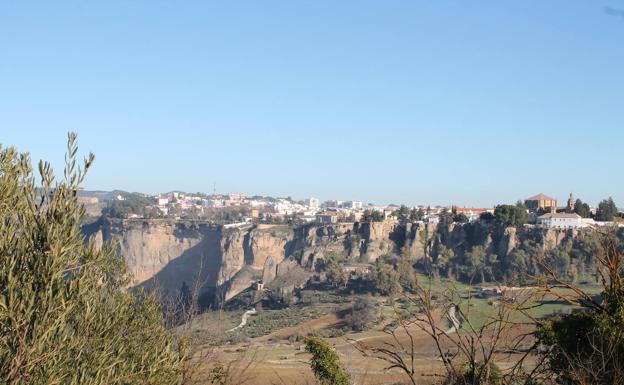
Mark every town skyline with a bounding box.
[82,188,620,232]
[80,187,617,211]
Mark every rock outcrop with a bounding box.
[87,219,302,303]
[85,216,585,305]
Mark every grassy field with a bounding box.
[183,276,605,384]
[456,286,604,331]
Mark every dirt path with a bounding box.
[446,304,461,334]
[227,309,257,332]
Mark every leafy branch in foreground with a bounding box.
[536,232,624,385]
[0,133,186,385]
[305,336,351,385]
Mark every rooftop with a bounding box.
[538,213,581,219]
[526,193,557,201]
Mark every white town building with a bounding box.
[305,198,320,209]
[342,201,363,210]
[537,212,588,229]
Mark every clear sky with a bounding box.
[1,1,623,207]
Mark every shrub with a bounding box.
[445,362,503,385]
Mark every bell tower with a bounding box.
[567,192,575,213]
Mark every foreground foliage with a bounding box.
[537,236,624,385]
[0,134,185,385]
[305,336,350,385]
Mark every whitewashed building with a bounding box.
[537,213,587,229]
[342,201,363,210]
[306,198,320,209]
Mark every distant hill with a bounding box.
[77,190,130,201]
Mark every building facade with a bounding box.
[525,193,558,212]
[537,212,587,229]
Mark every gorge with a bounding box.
[84,217,584,306]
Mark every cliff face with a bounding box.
[426,221,572,265]
[87,218,432,302]
[89,219,302,302]
[92,219,226,291]
[86,217,576,304]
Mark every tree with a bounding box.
[435,245,455,279]
[305,337,351,385]
[453,212,469,223]
[596,197,618,221]
[500,241,542,283]
[176,281,193,324]
[452,362,503,385]
[493,204,527,227]
[104,192,156,218]
[392,205,410,219]
[409,208,425,221]
[397,256,417,289]
[439,208,454,225]
[479,211,495,224]
[362,209,384,222]
[549,248,571,280]
[464,245,487,283]
[374,263,401,296]
[0,134,185,385]
[574,198,591,218]
[325,255,348,287]
[419,225,431,272]
[450,206,469,223]
[344,297,378,331]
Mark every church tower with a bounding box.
[567,192,575,213]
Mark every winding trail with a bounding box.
[445,304,461,334]
[227,309,257,332]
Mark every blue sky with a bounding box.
[1,1,623,207]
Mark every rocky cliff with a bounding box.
[85,218,433,303]
[85,217,579,304]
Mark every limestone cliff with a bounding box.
[86,218,431,302]
[91,219,229,292]
[427,222,575,265]
[85,216,579,304]
[87,219,302,302]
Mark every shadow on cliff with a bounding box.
[135,225,223,307]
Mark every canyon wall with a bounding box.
[85,217,578,303]
[86,218,431,302]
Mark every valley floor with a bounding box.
[178,279,602,385]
